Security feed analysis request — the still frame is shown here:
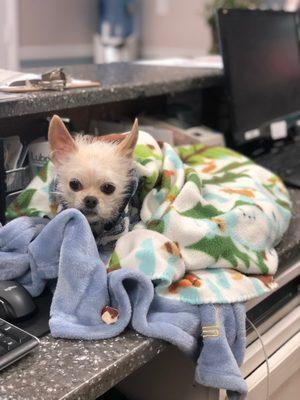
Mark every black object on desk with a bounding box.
[0,284,50,370]
[217,8,300,187]
[13,288,52,338]
[0,318,39,371]
[0,279,51,371]
[0,279,51,338]
[0,280,36,320]
[255,139,300,187]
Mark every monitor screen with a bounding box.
[217,9,300,145]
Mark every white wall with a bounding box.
[19,0,98,62]
[17,0,212,65]
[140,0,212,58]
[0,0,18,69]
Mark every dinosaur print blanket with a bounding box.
[6,131,292,303]
[109,132,291,303]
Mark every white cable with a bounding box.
[246,316,270,400]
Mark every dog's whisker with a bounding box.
[48,115,138,235]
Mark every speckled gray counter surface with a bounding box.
[0,331,166,400]
[0,63,223,119]
[0,190,299,400]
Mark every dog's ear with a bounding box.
[116,118,139,158]
[48,115,77,164]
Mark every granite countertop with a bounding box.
[0,331,166,400]
[0,63,223,119]
[1,188,299,400]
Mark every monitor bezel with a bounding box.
[216,8,300,147]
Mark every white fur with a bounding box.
[55,135,134,224]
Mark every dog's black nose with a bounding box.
[84,196,98,209]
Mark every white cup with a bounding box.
[28,138,50,176]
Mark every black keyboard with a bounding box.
[255,140,300,187]
[0,318,39,370]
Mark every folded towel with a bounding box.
[0,209,247,399]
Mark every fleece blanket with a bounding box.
[0,210,247,399]
[7,131,291,303]
[109,132,291,303]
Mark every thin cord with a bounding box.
[246,316,270,400]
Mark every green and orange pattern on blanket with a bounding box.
[109,132,291,303]
[6,131,292,304]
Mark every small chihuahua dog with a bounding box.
[48,115,138,232]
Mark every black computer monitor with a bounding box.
[217,8,300,146]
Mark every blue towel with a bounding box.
[0,209,247,399]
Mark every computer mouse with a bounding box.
[0,281,36,321]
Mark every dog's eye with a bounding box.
[100,183,115,195]
[69,179,83,191]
